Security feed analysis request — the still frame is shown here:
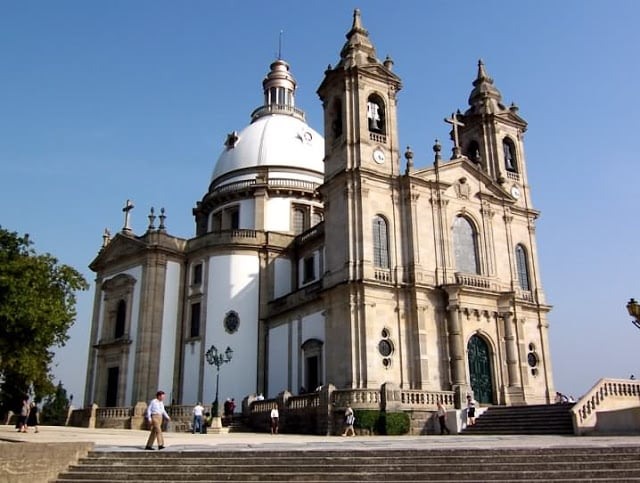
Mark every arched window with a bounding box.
[367,95,386,134]
[114,299,126,339]
[503,137,518,172]
[465,140,481,164]
[373,215,390,269]
[452,216,479,274]
[515,244,531,291]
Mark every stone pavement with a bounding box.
[2,425,640,452]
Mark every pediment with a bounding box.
[412,158,513,201]
[358,63,402,85]
[89,233,148,272]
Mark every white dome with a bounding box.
[211,114,324,185]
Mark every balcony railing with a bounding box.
[455,273,491,289]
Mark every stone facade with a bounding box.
[84,9,555,414]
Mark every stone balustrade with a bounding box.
[571,377,640,435]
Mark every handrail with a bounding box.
[571,377,640,434]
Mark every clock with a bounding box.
[510,185,521,199]
[373,148,385,164]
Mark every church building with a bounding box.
[84,10,555,410]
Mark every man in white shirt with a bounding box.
[192,402,204,434]
[145,390,171,450]
[270,406,279,434]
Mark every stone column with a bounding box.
[446,304,467,408]
[502,312,520,387]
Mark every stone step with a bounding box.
[63,461,640,474]
[76,452,640,465]
[53,469,640,481]
[54,447,640,482]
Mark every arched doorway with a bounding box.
[467,335,493,404]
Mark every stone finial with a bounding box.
[383,55,394,71]
[147,207,156,231]
[102,228,111,248]
[404,146,414,173]
[158,207,166,232]
[433,139,442,165]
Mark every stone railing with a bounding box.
[246,384,456,436]
[400,390,455,408]
[369,132,387,144]
[95,406,132,429]
[571,378,640,435]
[374,269,392,282]
[506,171,520,181]
[331,388,381,409]
[455,273,491,289]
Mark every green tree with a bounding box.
[0,227,88,418]
[42,381,71,425]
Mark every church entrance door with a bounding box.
[467,335,493,404]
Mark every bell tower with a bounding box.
[317,8,403,287]
[457,60,530,204]
[317,10,407,389]
[318,9,402,179]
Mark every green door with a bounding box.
[467,335,493,404]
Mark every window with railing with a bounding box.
[373,215,390,269]
[515,244,530,291]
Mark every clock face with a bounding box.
[511,185,521,199]
[373,148,385,164]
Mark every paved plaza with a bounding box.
[2,425,640,452]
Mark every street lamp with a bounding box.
[205,344,233,417]
[626,298,640,330]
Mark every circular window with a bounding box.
[224,311,240,334]
[527,352,538,368]
[382,358,391,368]
[378,339,393,357]
[381,328,389,338]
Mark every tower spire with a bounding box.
[337,8,377,68]
[467,59,505,115]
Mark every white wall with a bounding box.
[157,261,181,398]
[203,253,259,405]
[182,340,201,404]
[264,198,290,232]
[268,323,289,397]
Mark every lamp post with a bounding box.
[626,298,640,330]
[205,345,233,421]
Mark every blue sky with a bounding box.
[1,0,638,403]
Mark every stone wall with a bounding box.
[0,442,93,483]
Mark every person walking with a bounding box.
[437,401,450,435]
[270,406,279,434]
[192,402,204,434]
[27,402,39,433]
[17,398,29,433]
[342,406,355,436]
[145,390,171,450]
[466,395,477,426]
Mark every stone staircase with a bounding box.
[463,403,575,435]
[53,447,640,481]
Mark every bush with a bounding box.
[384,411,410,435]
[352,410,410,435]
